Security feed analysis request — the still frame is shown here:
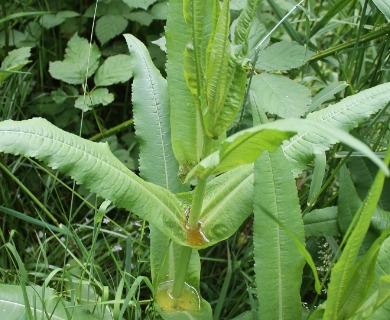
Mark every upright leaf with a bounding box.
[166,0,201,173]
[254,148,305,319]
[323,145,390,319]
[204,0,231,136]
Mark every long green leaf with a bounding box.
[323,144,390,319]
[185,118,389,182]
[372,0,390,19]
[0,284,99,320]
[254,148,305,319]
[166,0,200,172]
[0,118,188,246]
[204,0,231,136]
[283,82,390,176]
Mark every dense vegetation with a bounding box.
[0,0,389,319]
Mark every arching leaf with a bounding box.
[0,118,188,246]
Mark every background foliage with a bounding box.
[0,0,389,319]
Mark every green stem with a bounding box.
[89,118,134,142]
[170,246,193,300]
[188,177,208,228]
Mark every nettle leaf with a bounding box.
[94,54,132,87]
[0,118,188,246]
[372,0,390,19]
[185,119,388,181]
[96,15,128,46]
[251,74,311,118]
[122,0,157,10]
[254,149,305,319]
[74,88,114,111]
[40,11,80,29]
[283,82,390,176]
[49,34,100,84]
[125,11,154,26]
[0,47,31,84]
[303,207,340,237]
[256,41,314,71]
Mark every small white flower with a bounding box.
[38,231,44,239]
[103,218,110,224]
[112,245,122,252]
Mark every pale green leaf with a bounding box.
[247,15,268,59]
[94,54,132,86]
[0,284,99,320]
[125,11,154,26]
[323,147,390,319]
[122,0,157,10]
[186,119,388,182]
[0,118,188,246]
[254,149,305,319]
[283,82,390,176]
[151,2,168,20]
[49,33,100,84]
[256,41,314,71]
[251,74,311,118]
[372,0,390,19]
[74,88,114,111]
[0,47,31,84]
[303,207,340,236]
[308,81,349,113]
[200,164,254,247]
[96,15,128,46]
[166,0,201,171]
[40,14,65,29]
[204,0,231,136]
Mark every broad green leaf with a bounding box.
[372,0,390,19]
[246,15,268,59]
[125,11,154,26]
[308,81,349,113]
[323,146,390,319]
[185,119,389,182]
[49,33,100,84]
[151,2,168,20]
[0,47,31,84]
[166,0,201,172]
[74,88,114,111]
[96,15,128,46]
[251,74,311,118]
[283,82,390,176]
[204,0,231,137]
[39,11,79,29]
[0,118,188,246]
[200,164,254,247]
[0,284,99,320]
[94,54,133,87]
[256,41,314,71]
[254,148,305,319]
[303,207,340,237]
[122,0,157,10]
